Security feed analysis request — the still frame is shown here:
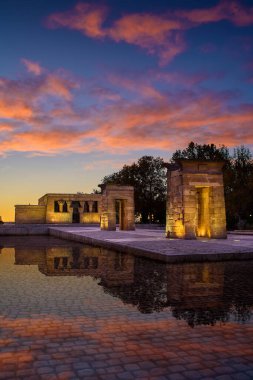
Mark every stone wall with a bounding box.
[81,213,100,224]
[15,205,46,224]
[16,193,102,224]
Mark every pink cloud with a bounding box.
[46,1,253,65]
[176,0,253,26]
[46,3,107,38]
[108,74,164,100]
[0,68,78,122]
[1,60,253,156]
[22,58,44,76]
[47,4,185,65]
[0,123,13,132]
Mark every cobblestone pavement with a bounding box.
[49,227,253,262]
[1,246,253,380]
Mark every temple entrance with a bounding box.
[100,184,135,231]
[196,187,210,238]
[72,201,80,223]
[116,200,127,230]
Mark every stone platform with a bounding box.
[49,226,253,263]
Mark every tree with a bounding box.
[225,146,253,228]
[101,156,167,223]
[171,141,230,161]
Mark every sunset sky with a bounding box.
[1,0,253,220]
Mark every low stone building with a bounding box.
[165,160,227,239]
[15,185,135,230]
[15,193,102,224]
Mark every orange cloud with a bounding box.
[0,67,78,124]
[0,99,33,119]
[22,58,43,76]
[1,59,253,157]
[46,1,253,65]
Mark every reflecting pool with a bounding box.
[0,236,253,379]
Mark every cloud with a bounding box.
[22,58,44,76]
[177,0,253,27]
[0,99,33,119]
[108,74,164,100]
[47,3,107,38]
[0,66,78,123]
[0,123,14,132]
[1,60,253,157]
[46,1,253,65]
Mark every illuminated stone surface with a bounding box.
[0,238,253,380]
[165,160,227,239]
[15,193,102,224]
[100,185,135,231]
[49,227,253,262]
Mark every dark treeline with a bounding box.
[100,142,253,229]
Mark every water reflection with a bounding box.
[13,245,253,326]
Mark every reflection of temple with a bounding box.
[101,260,225,315]
[167,263,226,327]
[14,246,134,286]
[13,245,253,326]
[167,263,224,308]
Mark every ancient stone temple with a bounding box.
[165,160,227,239]
[100,184,135,231]
[15,193,102,224]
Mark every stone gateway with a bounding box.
[165,160,227,239]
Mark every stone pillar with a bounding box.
[88,201,94,213]
[79,201,85,214]
[57,200,65,213]
[66,201,72,212]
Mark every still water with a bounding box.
[0,236,253,379]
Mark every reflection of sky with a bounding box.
[1,0,253,220]
[1,246,253,379]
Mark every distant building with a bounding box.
[15,193,101,224]
[15,185,135,230]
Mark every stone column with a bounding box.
[79,201,85,214]
[57,200,65,213]
[66,201,72,212]
[88,201,94,213]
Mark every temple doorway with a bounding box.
[115,200,127,230]
[196,187,210,238]
[72,201,80,223]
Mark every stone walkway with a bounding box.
[49,227,253,262]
